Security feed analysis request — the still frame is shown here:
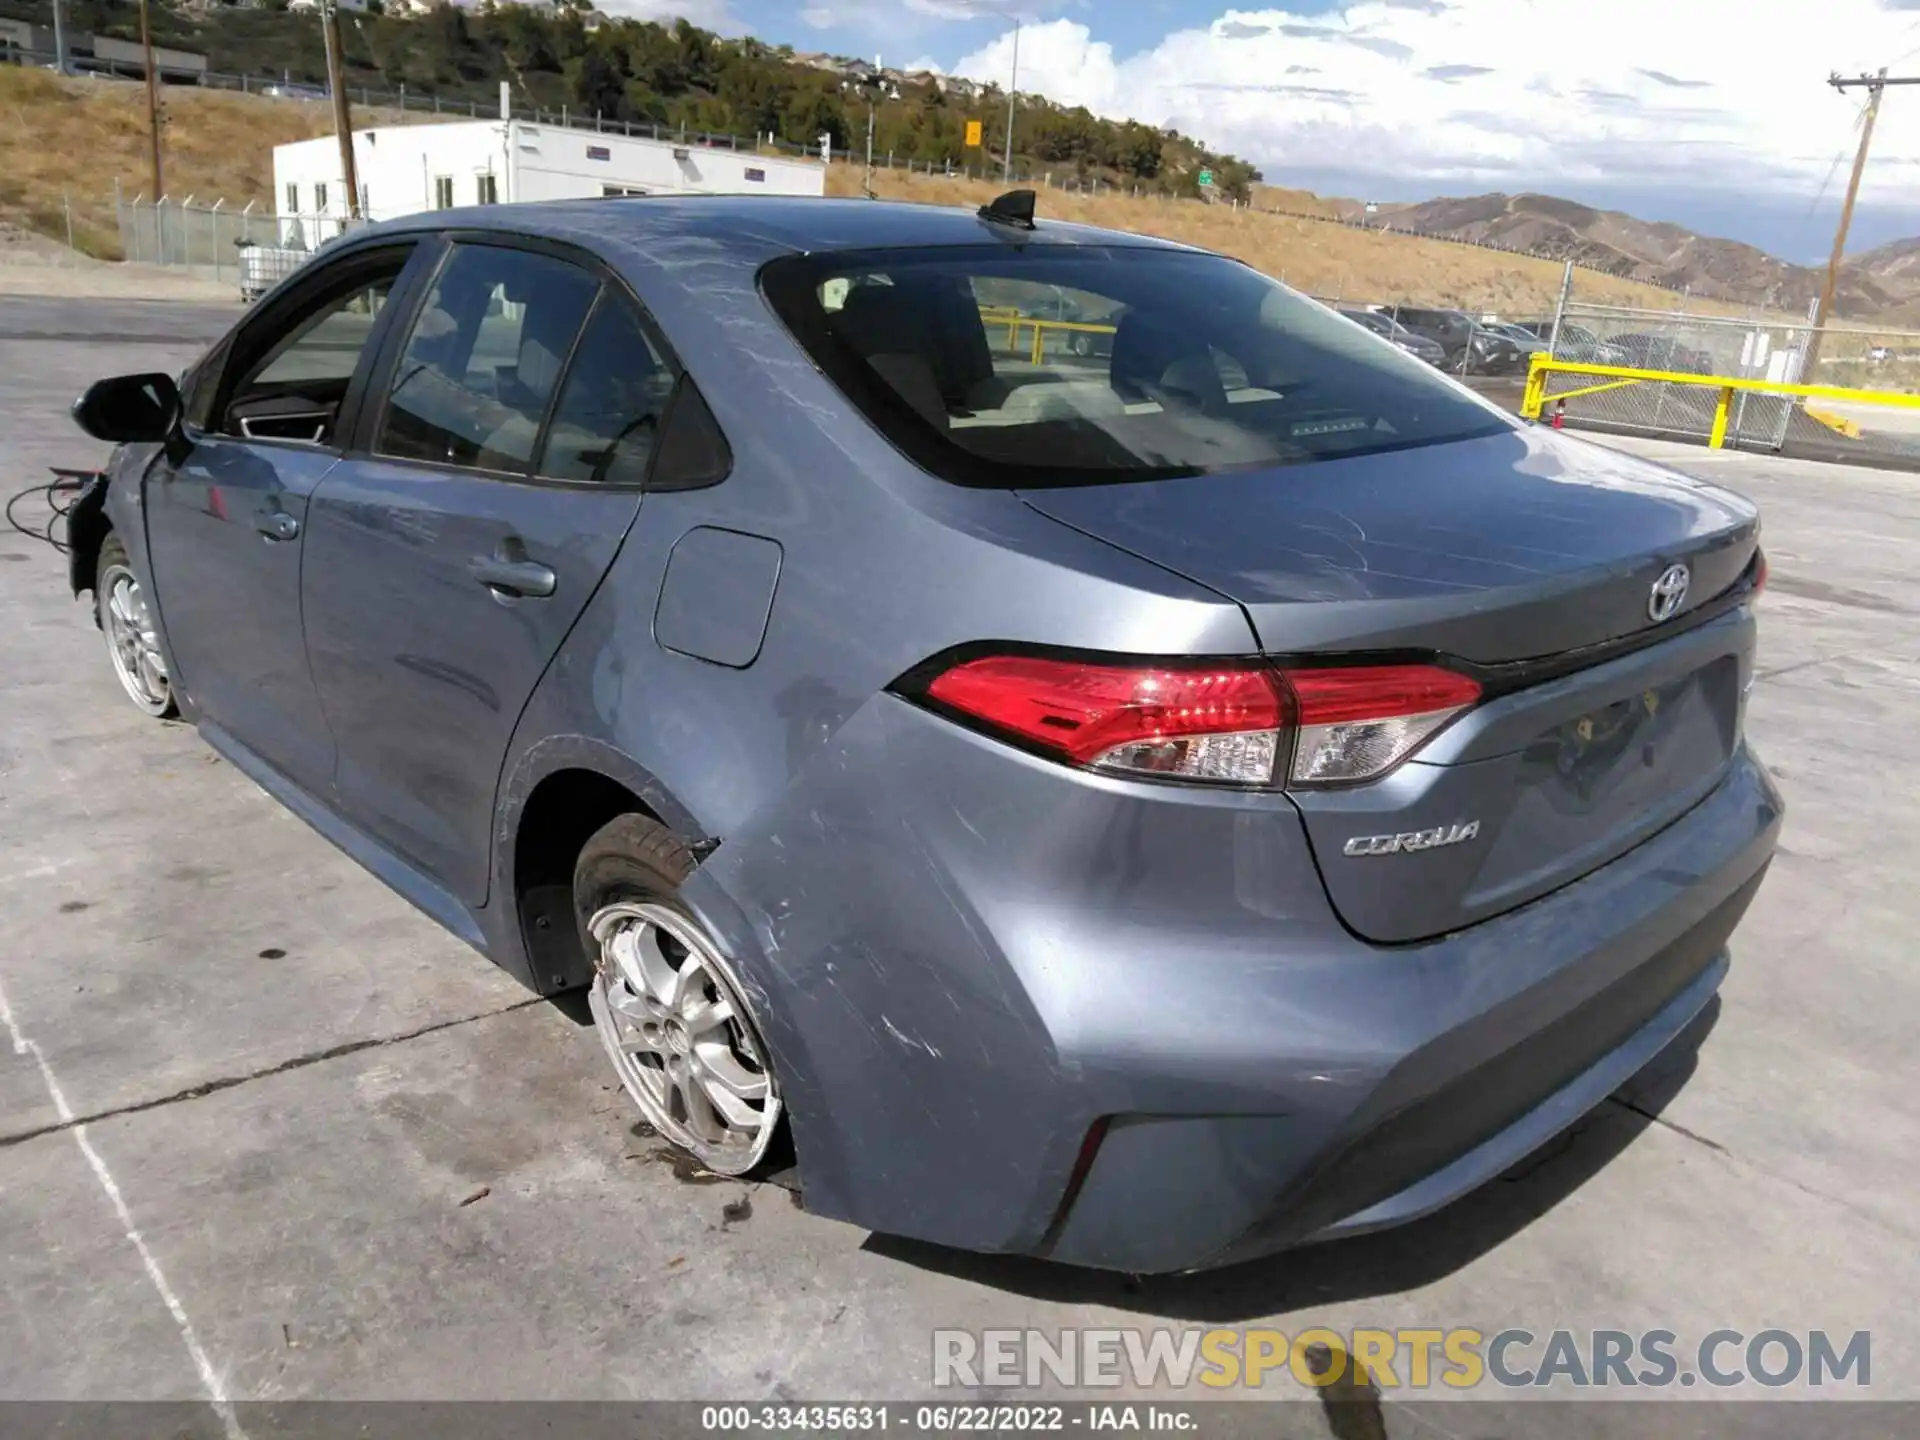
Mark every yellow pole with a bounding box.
[1031,321,1045,365]
[1522,356,1546,419]
[1709,386,1734,448]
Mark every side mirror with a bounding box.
[71,372,183,444]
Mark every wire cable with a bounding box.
[5,470,94,555]
[1801,95,1872,228]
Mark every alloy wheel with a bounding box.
[99,564,173,716]
[587,900,781,1176]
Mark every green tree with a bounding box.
[574,49,628,121]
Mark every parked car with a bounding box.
[66,194,1779,1274]
[1510,321,1631,368]
[1339,307,1447,366]
[1392,306,1524,375]
[1483,321,1551,359]
[1607,332,1716,375]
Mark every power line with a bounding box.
[1802,95,1870,225]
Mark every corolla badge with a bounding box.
[1343,821,1481,858]
[1648,563,1691,623]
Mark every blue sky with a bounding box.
[630,0,1920,260]
[733,0,1273,64]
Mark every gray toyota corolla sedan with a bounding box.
[66,192,1780,1274]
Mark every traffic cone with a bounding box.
[1551,399,1566,429]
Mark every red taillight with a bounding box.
[916,654,1479,787]
[1752,547,1768,597]
[926,655,1289,785]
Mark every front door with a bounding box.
[301,240,678,903]
[143,245,420,794]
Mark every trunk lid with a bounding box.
[1017,429,1756,663]
[1019,428,1761,942]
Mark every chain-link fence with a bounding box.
[115,196,370,299]
[1308,297,1542,382]
[1531,296,1920,462]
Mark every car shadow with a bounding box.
[862,997,1719,1324]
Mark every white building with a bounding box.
[272,118,826,250]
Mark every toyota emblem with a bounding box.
[1648,563,1691,623]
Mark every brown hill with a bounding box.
[1843,235,1920,321]
[1354,191,1920,321]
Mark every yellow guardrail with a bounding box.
[1804,408,1863,439]
[1522,355,1920,449]
[977,306,1120,364]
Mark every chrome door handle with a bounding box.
[469,554,557,599]
[255,510,300,542]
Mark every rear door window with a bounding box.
[535,296,678,485]
[764,246,1510,489]
[377,243,598,473]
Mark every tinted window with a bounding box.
[763,247,1510,488]
[536,297,677,484]
[378,244,598,472]
[211,252,409,444]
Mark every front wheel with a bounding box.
[574,814,784,1177]
[95,535,176,718]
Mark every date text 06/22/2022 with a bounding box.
[702,1405,1196,1431]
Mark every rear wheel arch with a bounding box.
[509,764,685,992]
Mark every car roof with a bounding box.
[370,194,1204,272]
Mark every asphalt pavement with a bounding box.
[2,298,1915,1432]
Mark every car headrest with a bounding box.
[1109,312,1229,412]
[833,283,927,365]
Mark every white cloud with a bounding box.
[906,0,1075,18]
[595,0,737,27]
[798,5,838,25]
[949,1,1920,202]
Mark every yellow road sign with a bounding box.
[965,119,983,147]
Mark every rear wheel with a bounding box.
[574,814,783,1177]
[95,535,175,719]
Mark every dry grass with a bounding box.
[0,68,386,260]
[0,67,1728,316]
[828,166,1734,318]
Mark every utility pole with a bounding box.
[321,0,363,220]
[846,57,895,200]
[1002,20,1020,180]
[865,53,879,197]
[137,0,162,198]
[51,0,68,76]
[1808,69,1920,372]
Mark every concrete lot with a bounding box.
[2,298,1916,1428]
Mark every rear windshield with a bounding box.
[761,244,1511,488]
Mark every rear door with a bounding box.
[143,242,424,794]
[299,239,679,903]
